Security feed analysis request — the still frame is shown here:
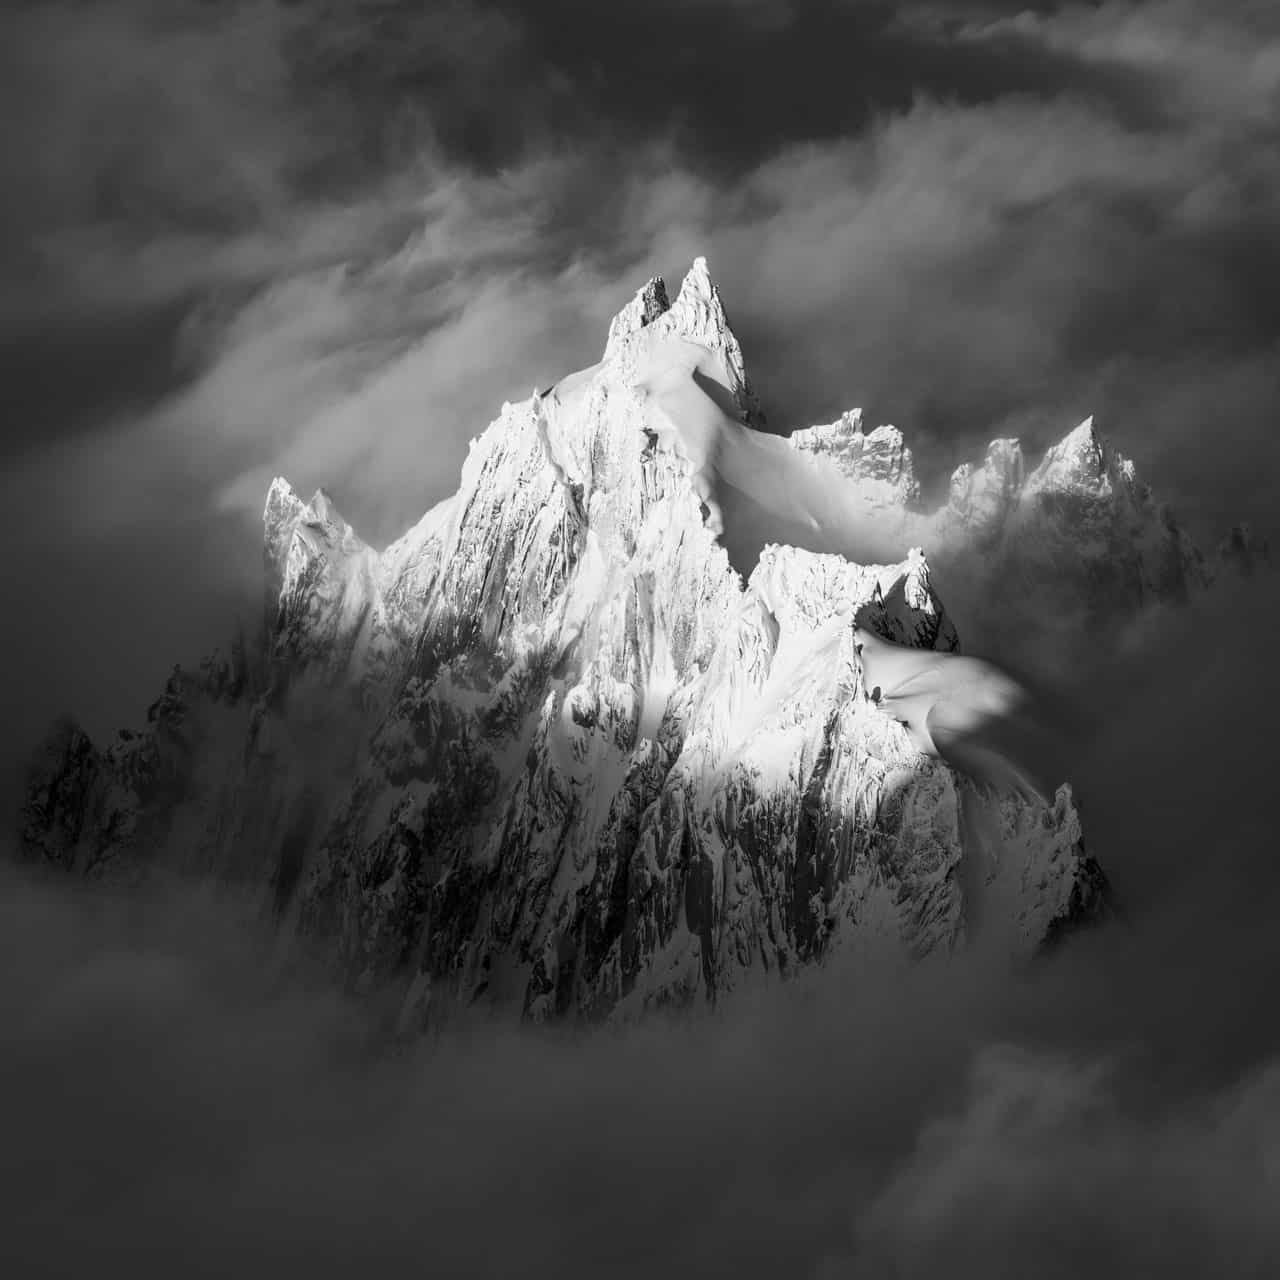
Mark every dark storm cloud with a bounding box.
[476,0,1134,172]
[0,0,533,459]
[0,0,557,751]
[3,4,1280,1263]
[649,0,1280,532]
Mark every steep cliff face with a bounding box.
[19,260,1120,1027]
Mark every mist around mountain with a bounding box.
[5,235,1280,1273]
[3,561,1279,1277]
[6,0,1280,1271]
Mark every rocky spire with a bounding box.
[603,275,670,359]
[1025,416,1135,499]
[790,410,922,510]
[603,258,765,428]
[662,256,764,427]
[947,438,1025,531]
[263,477,307,632]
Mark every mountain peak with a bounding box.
[598,258,763,427]
[305,487,353,536]
[789,409,921,509]
[1058,414,1104,461]
[679,254,715,302]
[264,481,359,552]
[263,478,307,598]
[264,476,302,530]
[603,274,671,359]
[662,257,764,428]
[946,438,1025,531]
[665,256,728,336]
[1026,415,1131,498]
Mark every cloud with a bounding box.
[4,11,1280,1275]
[1,150,652,547]
[0,1,320,336]
[664,0,798,29]
[0,0,540,468]
[0,863,1233,1278]
[4,563,1280,1276]
[17,62,1276,549]
[938,0,1280,127]
[5,0,1280,890]
[848,1046,1280,1278]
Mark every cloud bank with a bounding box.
[3,9,1280,1267]
[3,572,1280,1277]
[4,0,1279,753]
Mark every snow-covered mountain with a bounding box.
[17,258,1171,1026]
[794,407,1208,621]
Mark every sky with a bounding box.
[2,2,1280,1273]
[2,0,1280,754]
